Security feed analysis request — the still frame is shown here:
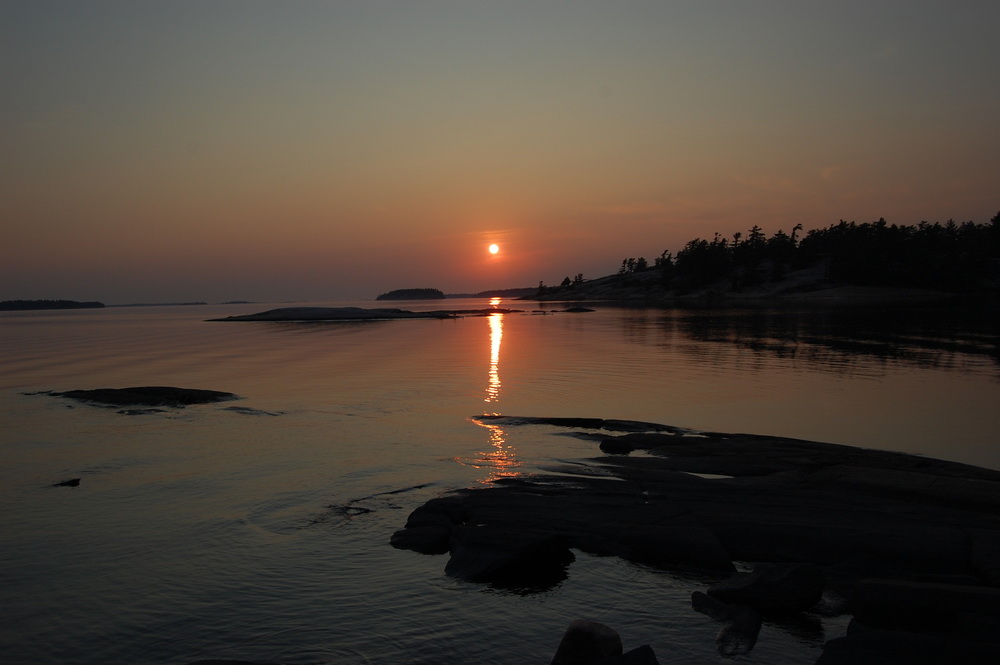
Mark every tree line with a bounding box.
[541,212,1000,295]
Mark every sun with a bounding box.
[488,243,500,255]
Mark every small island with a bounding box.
[376,288,446,300]
[41,386,239,407]
[0,299,105,311]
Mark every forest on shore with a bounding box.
[537,213,1000,299]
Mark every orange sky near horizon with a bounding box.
[2,1,998,303]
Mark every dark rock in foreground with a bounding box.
[849,579,1000,632]
[445,525,574,590]
[397,417,1000,584]
[816,619,1000,665]
[50,386,239,407]
[691,591,762,658]
[707,563,826,614]
[594,645,659,665]
[551,619,623,665]
[393,415,1000,661]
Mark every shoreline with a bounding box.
[206,306,525,322]
[525,262,998,305]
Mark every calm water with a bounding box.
[1,298,997,665]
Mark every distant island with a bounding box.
[376,288,446,300]
[529,213,1000,302]
[112,302,208,308]
[0,299,105,311]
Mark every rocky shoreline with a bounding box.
[392,416,1000,663]
[207,306,524,322]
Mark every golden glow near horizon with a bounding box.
[3,3,998,303]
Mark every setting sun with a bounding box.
[488,244,500,255]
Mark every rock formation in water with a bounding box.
[392,415,1000,662]
[47,386,239,407]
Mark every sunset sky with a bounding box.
[3,1,998,304]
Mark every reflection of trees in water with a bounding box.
[623,303,999,376]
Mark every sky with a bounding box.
[3,1,998,304]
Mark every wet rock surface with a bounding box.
[393,415,1000,662]
[551,619,623,665]
[707,563,826,614]
[692,591,763,658]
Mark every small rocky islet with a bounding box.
[45,386,240,407]
[391,415,1000,663]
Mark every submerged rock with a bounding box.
[692,591,764,657]
[221,406,282,416]
[707,563,826,614]
[117,408,169,415]
[51,478,80,488]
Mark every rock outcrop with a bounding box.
[392,415,1000,661]
[49,386,239,407]
[707,563,826,614]
[550,620,623,665]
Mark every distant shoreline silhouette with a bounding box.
[534,213,1000,301]
[0,299,104,311]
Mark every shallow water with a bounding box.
[1,298,997,664]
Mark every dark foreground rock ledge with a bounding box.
[392,415,1000,662]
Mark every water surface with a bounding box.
[1,299,997,664]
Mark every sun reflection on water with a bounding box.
[470,300,521,483]
[471,419,522,483]
[485,308,503,404]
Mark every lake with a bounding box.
[1,298,997,664]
